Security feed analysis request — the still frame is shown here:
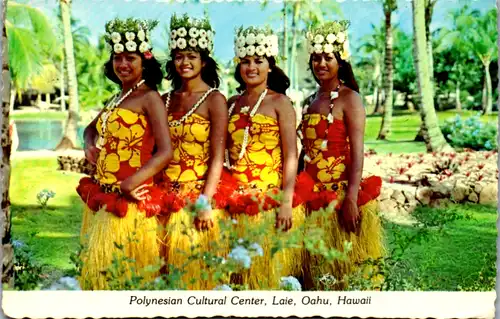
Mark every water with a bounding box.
[15,120,85,151]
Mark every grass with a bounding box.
[11,112,68,121]
[9,157,497,290]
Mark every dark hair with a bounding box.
[234,56,290,94]
[165,50,221,90]
[308,52,359,93]
[104,53,164,90]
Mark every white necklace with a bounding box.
[224,89,268,170]
[166,88,217,127]
[96,79,146,149]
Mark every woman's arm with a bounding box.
[202,91,228,199]
[276,94,298,231]
[120,91,173,198]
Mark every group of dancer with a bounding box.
[76,14,384,291]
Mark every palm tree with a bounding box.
[56,0,80,150]
[377,0,397,140]
[1,0,14,287]
[412,0,451,152]
[425,0,438,85]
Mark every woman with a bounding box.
[296,20,384,290]
[224,26,304,289]
[158,14,228,290]
[76,18,173,290]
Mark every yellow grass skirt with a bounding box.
[229,205,305,290]
[78,204,160,290]
[80,204,94,244]
[303,194,385,290]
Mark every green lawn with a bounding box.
[9,157,497,290]
[11,112,68,121]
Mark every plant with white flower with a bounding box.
[238,47,247,58]
[246,33,256,45]
[308,45,314,54]
[170,29,177,39]
[246,45,256,56]
[314,44,323,54]
[207,30,214,39]
[326,33,337,44]
[170,39,177,50]
[177,27,187,37]
[138,41,150,53]
[228,245,252,269]
[337,31,346,43]
[314,34,324,44]
[114,43,124,54]
[125,41,137,52]
[213,284,233,291]
[248,242,264,257]
[237,35,246,47]
[189,27,199,38]
[111,32,121,44]
[255,33,265,45]
[199,29,207,38]
[125,31,135,41]
[255,45,266,56]
[189,38,198,48]
[265,46,273,57]
[177,38,187,50]
[137,29,146,41]
[280,276,302,291]
[198,37,208,49]
[324,43,334,54]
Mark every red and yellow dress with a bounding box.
[76,108,163,290]
[225,112,305,290]
[298,112,384,290]
[158,110,226,290]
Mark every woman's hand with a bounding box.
[120,181,149,201]
[276,204,293,232]
[340,196,360,233]
[84,143,99,165]
[194,209,214,231]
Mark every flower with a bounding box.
[317,156,346,183]
[198,37,208,49]
[314,34,324,44]
[139,41,150,53]
[170,29,177,39]
[125,41,137,52]
[256,33,265,44]
[199,29,207,38]
[125,31,135,41]
[306,31,313,40]
[238,47,247,58]
[248,242,264,257]
[337,31,346,43]
[314,44,323,54]
[189,38,198,48]
[270,45,279,56]
[237,35,246,47]
[255,45,266,56]
[177,27,187,37]
[170,39,177,50]
[246,45,256,56]
[194,194,212,211]
[326,33,337,43]
[113,43,124,54]
[189,27,199,38]
[238,238,244,244]
[308,45,314,54]
[324,43,334,54]
[137,29,146,41]
[280,276,302,291]
[111,32,121,44]
[177,38,187,50]
[245,33,256,45]
[207,30,214,40]
[213,284,232,291]
[265,46,273,57]
[228,245,252,269]
[341,39,350,60]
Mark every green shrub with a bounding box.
[441,114,497,151]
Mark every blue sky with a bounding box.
[27,0,495,63]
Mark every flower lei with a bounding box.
[96,79,146,149]
[234,25,279,63]
[165,88,218,127]
[306,20,350,61]
[224,89,268,170]
[298,85,341,163]
[104,18,157,59]
[169,14,215,54]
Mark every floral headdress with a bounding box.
[233,25,279,63]
[169,14,215,54]
[306,20,351,61]
[104,18,158,59]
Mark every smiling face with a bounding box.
[239,55,270,87]
[311,52,339,83]
[112,52,143,84]
[173,50,205,80]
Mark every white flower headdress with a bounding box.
[233,25,279,63]
[306,20,351,61]
[104,18,157,59]
[169,14,215,54]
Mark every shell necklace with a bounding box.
[298,84,341,163]
[96,79,146,149]
[165,87,218,127]
[224,88,268,170]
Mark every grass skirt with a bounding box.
[303,193,385,290]
[80,204,94,245]
[78,203,160,290]
[229,205,305,290]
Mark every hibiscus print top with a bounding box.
[95,108,155,186]
[227,113,283,191]
[301,113,350,189]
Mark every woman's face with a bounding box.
[174,50,205,80]
[311,53,339,83]
[113,52,143,84]
[239,55,270,87]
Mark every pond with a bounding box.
[15,120,85,151]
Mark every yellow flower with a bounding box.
[316,156,346,183]
[305,127,317,140]
[190,122,210,142]
[116,124,145,167]
[117,108,139,124]
[95,149,120,184]
[110,141,117,150]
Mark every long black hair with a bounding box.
[308,51,359,93]
[104,52,164,90]
[234,56,290,94]
[165,50,221,90]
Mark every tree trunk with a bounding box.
[9,88,14,112]
[377,9,394,140]
[46,93,51,104]
[1,0,14,288]
[282,2,288,71]
[425,0,436,87]
[412,0,451,152]
[56,0,79,151]
[60,59,66,111]
[482,62,492,115]
[455,82,461,112]
[289,2,300,92]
